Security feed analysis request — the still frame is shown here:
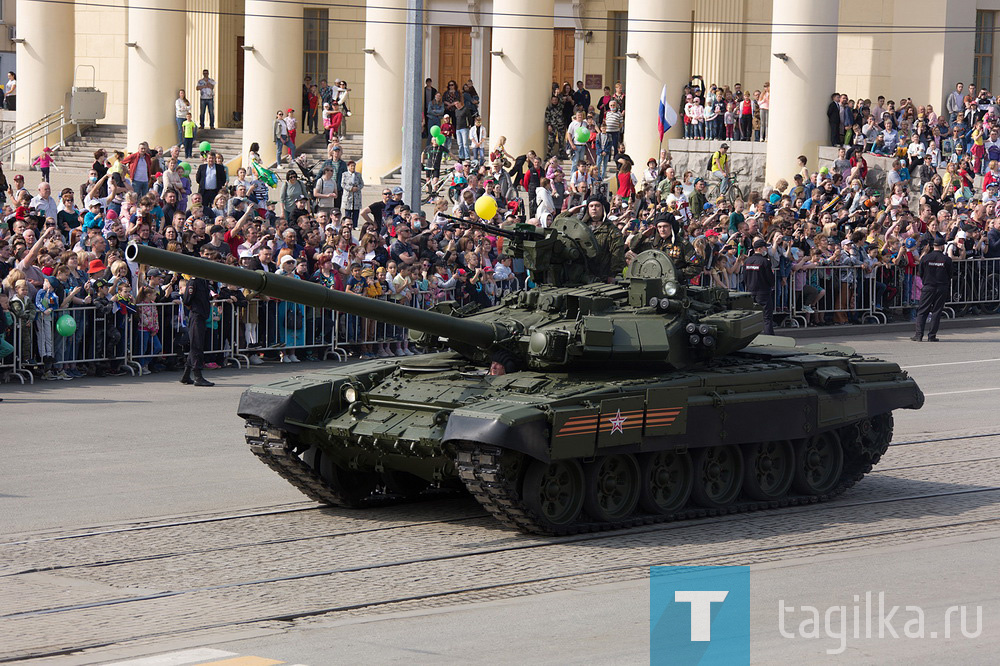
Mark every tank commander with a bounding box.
[628,211,704,283]
[554,196,624,282]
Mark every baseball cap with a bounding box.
[238,249,253,259]
[392,186,404,194]
[209,224,224,235]
[904,238,917,248]
[752,239,767,249]
[147,268,165,278]
[296,195,308,201]
[705,229,720,237]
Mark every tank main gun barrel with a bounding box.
[126,243,504,348]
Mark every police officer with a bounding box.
[912,237,954,342]
[180,260,215,387]
[742,238,775,335]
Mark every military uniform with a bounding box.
[545,104,566,160]
[181,275,214,386]
[913,247,954,341]
[628,231,704,283]
[742,249,775,335]
[588,218,626,280]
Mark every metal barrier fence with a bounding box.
[4,260,998,384]
[690,256,1000,329]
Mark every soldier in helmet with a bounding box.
[628,211,704,283]
[554,196,625,282]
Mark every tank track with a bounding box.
[245,419,407,508]
[455,415,894,536]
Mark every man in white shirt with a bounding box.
[197,69,216,130]
[565,110,589,172]
[29,182,58,220]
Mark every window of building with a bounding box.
[607,11,628,90]
[974,10,994,93]
[304,8,329,84]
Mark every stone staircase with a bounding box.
[53,124,244,171]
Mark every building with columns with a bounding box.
[7,0,1000,184]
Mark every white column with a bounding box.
[14,0,74,163]
[622,0,693,161]
[241,0,303,166]
[488,0,554,159]
[128,0,186,151]
[361,0,406,180]
[764,0,839,186]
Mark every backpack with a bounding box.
[706,151,717,173]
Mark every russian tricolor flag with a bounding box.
[658,85,678,141]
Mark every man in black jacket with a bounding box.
[180,249,215,386]
[742,239,775,334]
[196,152,227,207]
[912,238,954,342]
[827,93,842,146]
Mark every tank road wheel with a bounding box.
[381,470,430,498]
[792,432,844,496]
[638,451,693,515]
[691,445,744,509]
[302,445,379,508]
[742,440,795,501]
[583,455,641,523]
[522,459,585,531]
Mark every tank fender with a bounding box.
[443,412,551,462]
[237,364,398,433]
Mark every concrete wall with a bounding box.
[325,0,366,123]
[74,1,129,124]
[667,138,768,193]
[579,0,627,103]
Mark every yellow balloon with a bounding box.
[475,194,498,221]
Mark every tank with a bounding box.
[127,221,923,535]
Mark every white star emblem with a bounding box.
[608,409,627,434]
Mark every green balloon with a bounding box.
[435,135,447,146]
[55,314,76,337]
[575,127,591,143]
[199,141,212,153]
[430,125,442,137]
[179,161,191,175]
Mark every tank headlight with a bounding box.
[664,282,679,297]
[344,386,359,403]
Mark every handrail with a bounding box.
[0,106,78,168]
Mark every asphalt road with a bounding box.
[3,326,999,665]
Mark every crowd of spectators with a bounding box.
[4,74,1000,384]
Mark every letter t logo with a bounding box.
[674,590,730,641]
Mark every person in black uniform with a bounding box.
[742,238,775,335]
[180,266,215,387]
[912,237,954,342]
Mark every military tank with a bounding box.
[127,219,923,535]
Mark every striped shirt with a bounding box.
[605,110,623,133]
